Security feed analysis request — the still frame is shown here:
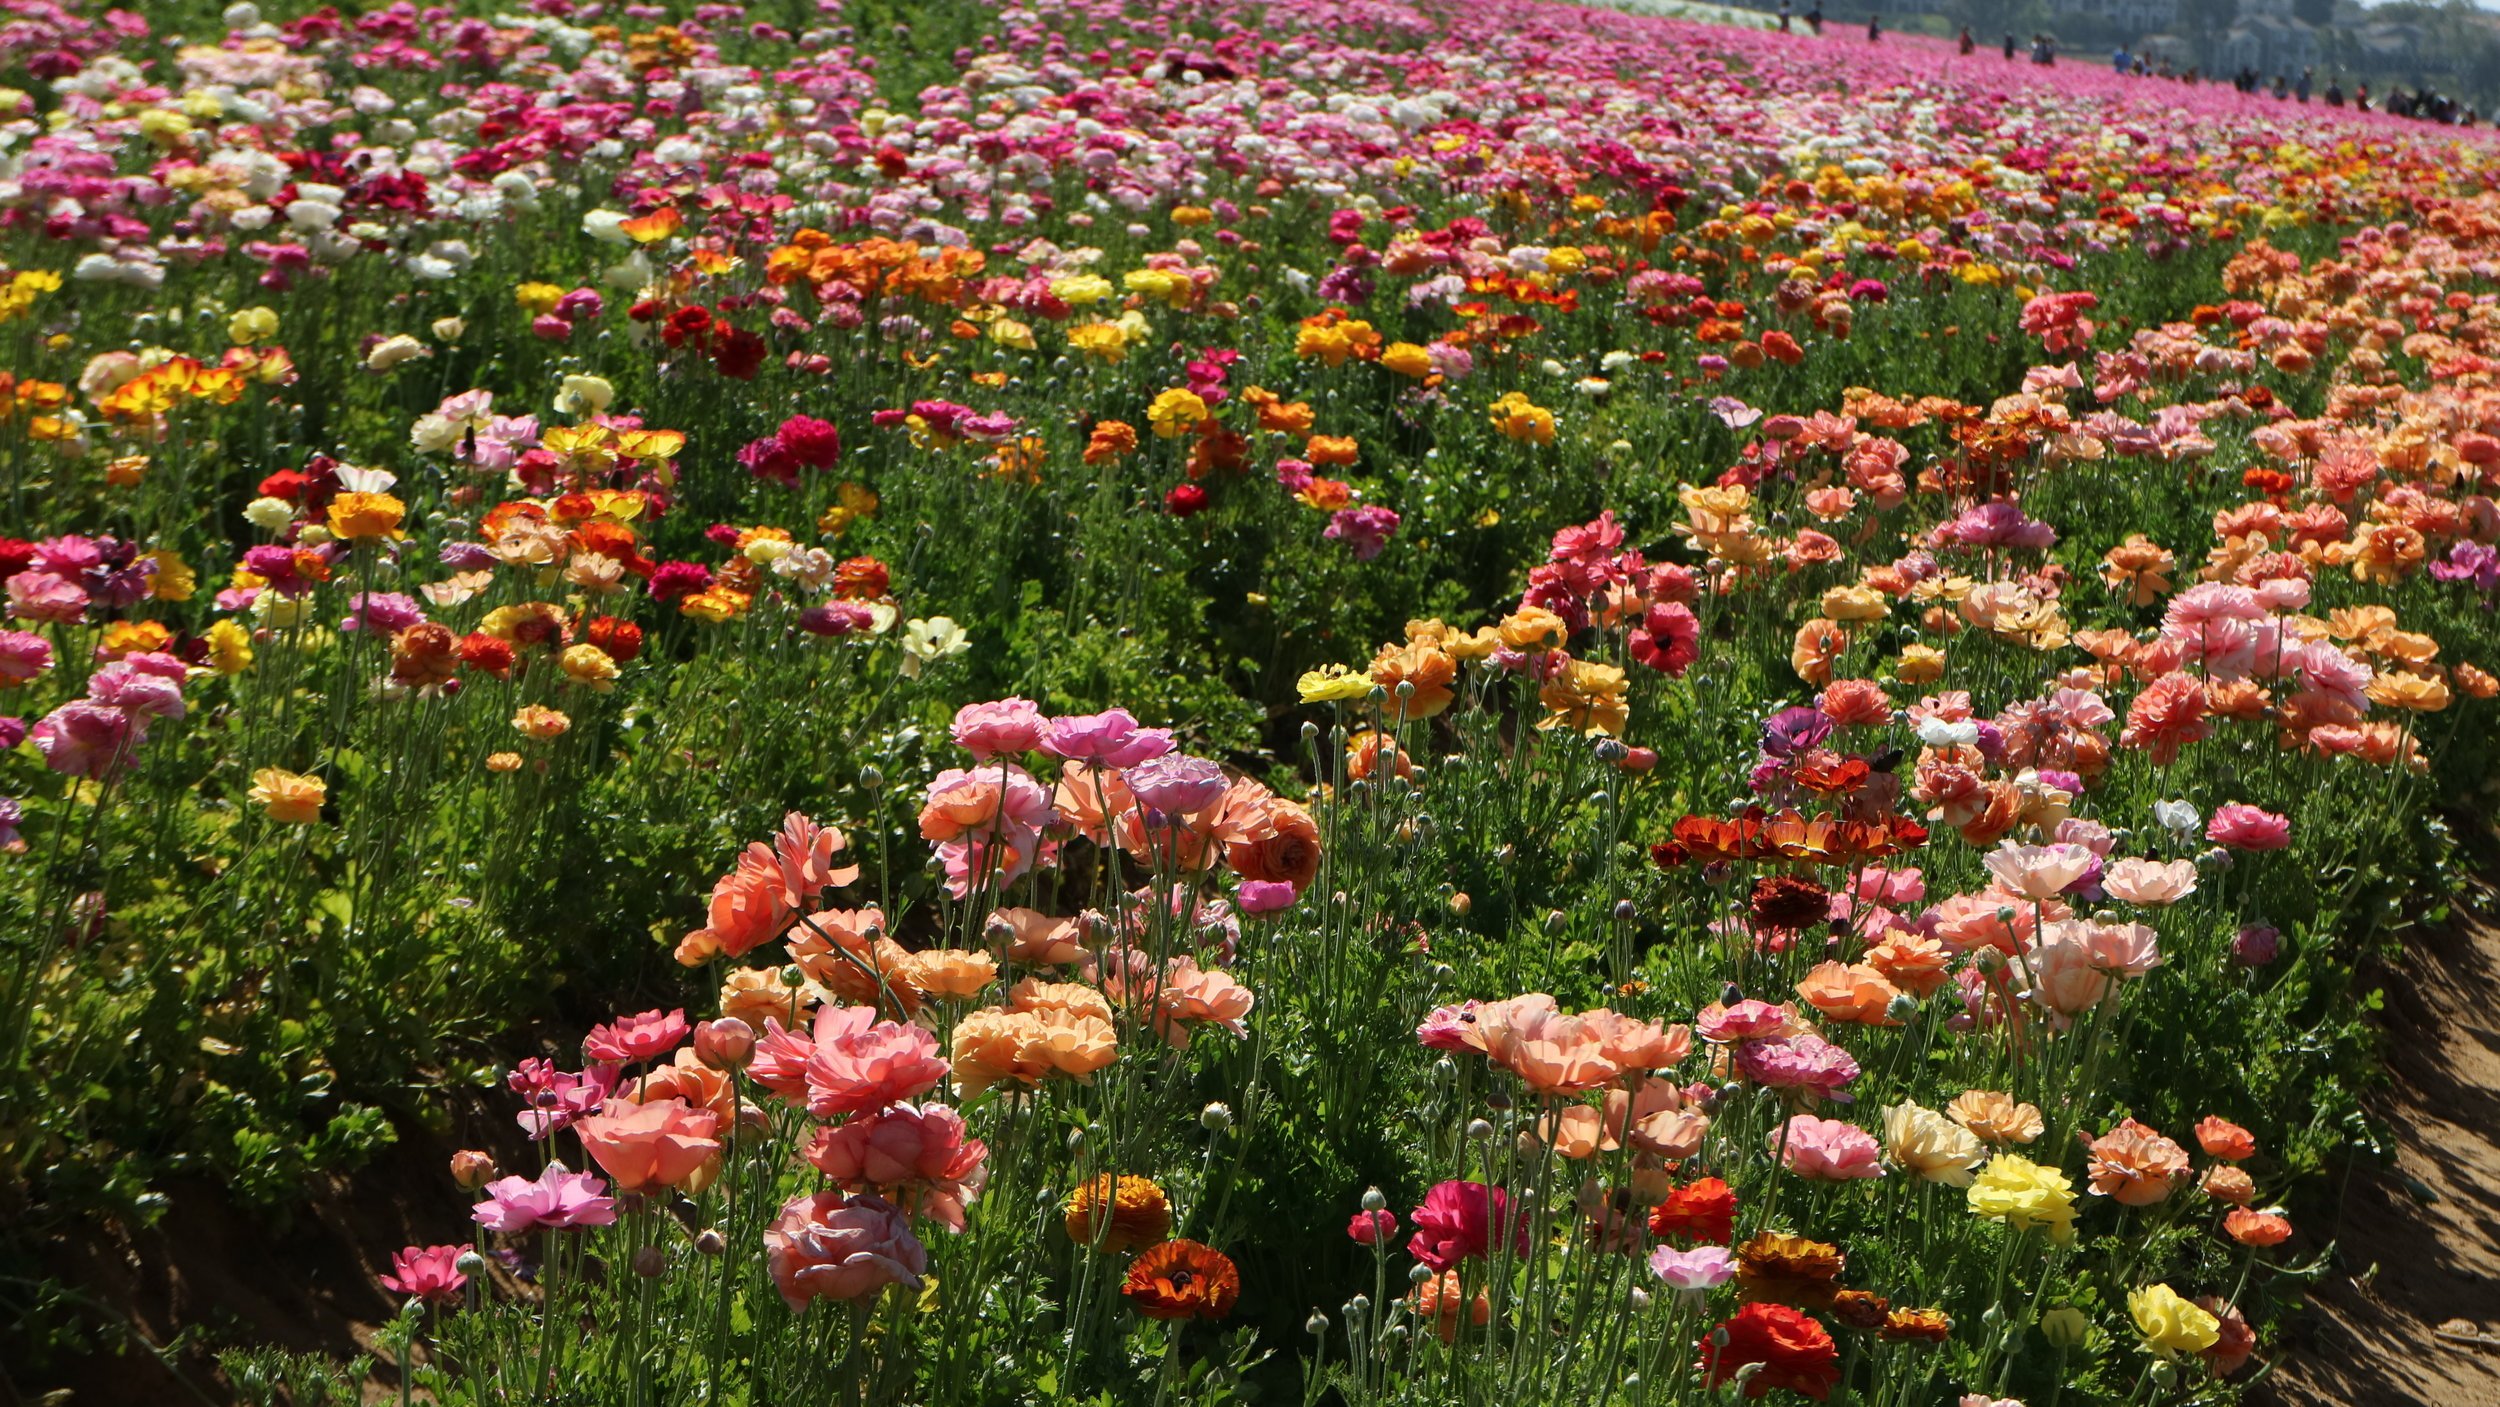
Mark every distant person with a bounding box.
[1805,4,1822,36]
[1959,26,1974,56]
[1778,0,1791,34]
[2466,108,2480,129]
[2112,47,2130,75]
[1866,13,1879,42]
[2297,67,2312,103]
[2356,82,2370,113]
[2132,57,2146,77]
[2272,74,2288,100]
[2325,79,2343,107]
[2003,32,2017,61]
[2157,59,2174,79]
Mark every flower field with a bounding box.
[5,0,2500,1402]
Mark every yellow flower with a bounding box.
[1881,1102,1987,1186]
[1895,643,1947,685]
[1380,342,1434,378]
[98,621,173,659]
[1067,321,1134,363]
[1821,584,1889,623]
[560,643,620,690]
[143,549,196,602]
[512,705,572,740]
[485,751,524,773]
[514,282,566,316]
[1488,391,1556,445]
[1537,659,1629,736]
[248,768,327,824]
[1146,388,1210,439]
[1966,1154,2077,1243]
[227,306,280,345]
[1050,273,1114,306]
[1296,664,1372,704]
[2127,1284,2219,1358]
[204,619,254,675]
[326,491,405,541]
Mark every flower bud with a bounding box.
[693,1017,756,1071]
[1884,993,1921,1025]
[632,1245,667,1279]
[1466,1118,1495,1141]
[1201,1102,1234,1133]
[454,1250,487,1278]
[1409,1263,1435,1286]
[2038,1306,2090,1349]
[1362,1187,1387,1212]
[1306,1312,1330,1335]
[450,1149,497,1190]
[695,1229,726,1257]
[858,764,885,789]
[2232,924,2280,967]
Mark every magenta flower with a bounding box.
[1322,505,1401,561]
[380,1244,469,1303]
[1124,753,1228,816]
[1734,1033,1861,1103]
[1039,708,1174,768]
[0,629,54,686]
[8,570,88,623]
[473,1163,618,1232]
[1348,1208,1399,1245]
[2206,803,2291,852]
[1408,1180,1525,1272]
[30,700,138,778]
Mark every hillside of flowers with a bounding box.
[5,0,2500,1402]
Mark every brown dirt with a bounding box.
[2257,882,2500,1405]
[17,1090,526,1407]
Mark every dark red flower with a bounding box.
[1699,1303,1840,1400]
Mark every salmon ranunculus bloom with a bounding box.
[803,1102,989,1232]
[1946,1090,2044,1146]
[1796,961,1904,1026]
[803,1006,950,1118]
[1218,782,1322,891]
[1474,994,1622,1093]
[2085,1117,2192,1206]
[2102,857,2198,906]
[2195,1115,2258,1162]
[2223,1207,2292,1247]
[574,1096,724,1194]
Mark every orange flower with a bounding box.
[1369,638,1457,720]
[1795,961,1903,1025]
[2201,1165,2256,1205]
[1791,617,1848,686]
[1064,1174,1172,1253]
[1409,1269,1489,1342]
[1121,1239,1239,1319]
[327,491,405,540]
[905,948,998,1001]
[1734,1231,1845,1308]
[2193,1116,2257,1162]
[1946,1090,2044,1146]
[2222,1208,2292,1247]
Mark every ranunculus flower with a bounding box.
[1699,1302,1840,1399]
[583,1008,690,1064]
[381,1245,468,1303]
[1408,1180,1525,1271]
[574,1096,723,1194]
[802,1102,990,1232]
[765,1191,928,1310]
[804,1005,951,1117]
[473,1163,618,1232]
[2205,802,2291,851]
[1648,1244,1736,1294]
[1773,1114,1884,1181]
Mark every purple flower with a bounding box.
[1759,706,1833,759]
[474,1162,618,1232]
[2430,540,2500,595]
[438,541,500,572]
[341,591,427,634]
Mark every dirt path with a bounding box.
[2258,862,2500,1406]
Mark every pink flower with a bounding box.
[1039,707,1174,767]
[508,1058,618,1140]
[747,1016,816,1099]
[30,700,138,778]
[2101,857,2197,906]
[1124,753,1229,815]
[1416,1000,1484,1053]
[802,1102,990,1232]
[1734,1033,1860,1103]
[1236,879,1298,914]
[1772,1114,1884,1180]
[803,1005,950,1118]
[8,570,88,623]
[574,1096,723,1194]
[2206,803,2290,851]
[583,1008,690,1064]
[1694,999,1800,1043]
[917,765,1055,842]
[381,1245,469,1303]
[85,659,186,721]
[0,630,53,686]
[1348,1209,1398,1244]
[765,1191,928,1311]
[1408,1180,1526,1271]
[1981,842,2097,901]
[1648,1244,1736,1293]
[473,1162,618,1232]
[950,697,1048,759]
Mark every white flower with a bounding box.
[900,617,970,677]
[243,496,296,532]
[2153,800,2200,834]
[364,335,430,372]
[1915,717,1980,748]
[553,374,614,418]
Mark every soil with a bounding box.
[16,1089,528,1407]
[2256,880,2500,1405]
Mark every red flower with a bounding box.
[1699,1302,1840,1400]
[1165,483,1209,516]
[587,616,644,663]
[458,632,516,679]
[1648,1177,1737,1245]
